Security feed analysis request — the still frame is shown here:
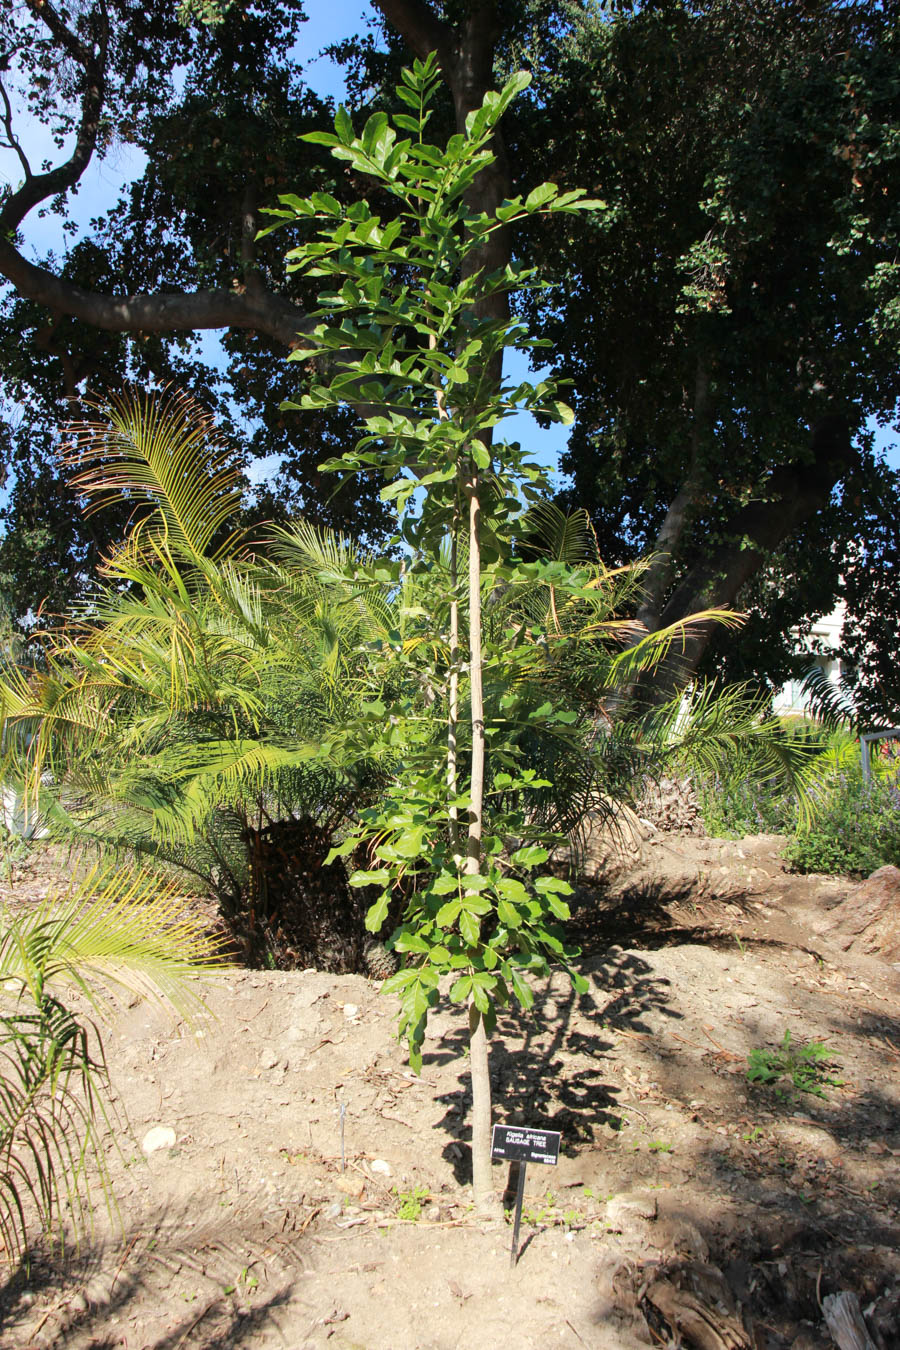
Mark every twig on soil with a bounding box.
[671,1031,706,1051]
[609,1025,649,1040]
[172,1297,220,1350]
[377,1110,414,1128]
[701,1026,742,1060]
[293,1206,321,1235]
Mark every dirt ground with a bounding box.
[0,831,898,1350]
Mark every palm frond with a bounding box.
[267,518,362,578]
[0,865,230,1261]
[60,387,244,561]
[0,867,231,1019]
[799,664,858,733]
[0,994,116,1262]
[520,501,597,565]
[642,681,817,822]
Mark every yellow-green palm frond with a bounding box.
[642,680,816,821]
[267,518,362,580]
[0,991,115,1262]
[61,387,245,562]
[601,608,744,690]
[0,866,230,1261]
[0,865,231,1019]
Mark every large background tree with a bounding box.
[1,0,898,714]
[514,0,900,711]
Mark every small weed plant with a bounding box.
[393,1184,429,1222]
[0,823,32,880]
[747,1030,844,1100]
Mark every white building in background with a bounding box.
[772,597,847,717]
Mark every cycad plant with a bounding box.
[0,389,406,971]
[0,864,227,1264]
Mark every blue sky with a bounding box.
[0,0,895,481]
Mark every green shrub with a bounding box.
[784,770,900,876]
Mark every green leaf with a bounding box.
[460,893,492,914]
[365,892,390,933]
[525,183,558,211]
[380,969,418,997]
[431,871,459,895]
[393,827,425,858]
[533,876,573,895]
[435,900,462,929]
[510,846,549,868]
[459,909,481,946]
[471,981,490,1015]
[324,835,364,863]
[350,869,391,887]
[547,400,575,425]
[301,131,340,147]
[393,932,430,953]
[361,111,389,158]
[545,894,571,920]
[501,70,532,103]
[511,968,534,1009]
[311,192,342,216]
[569,970,589,996]
[496,877,529,903]
[334,106,353,144]
[450,976,472,1003]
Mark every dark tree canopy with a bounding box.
[0,0,394,622]
[0,0,899,718]
[514,0,900,710]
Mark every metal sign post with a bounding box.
[509,1160,528,1268]
[860,727,900,783]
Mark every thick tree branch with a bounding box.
[0,76,33,180]
[637,358,710,628]
[1,1,108,233]
[0,2,503,379]
[372,0,456,68]
[240,181,263,295]
[0,239,313,348]
[26,0,93,66]
[642,412,856,697]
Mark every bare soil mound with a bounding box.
[1,834,897,1350]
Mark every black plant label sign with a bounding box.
[490,1124,561,1166]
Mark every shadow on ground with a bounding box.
[0,1204,305,1350]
